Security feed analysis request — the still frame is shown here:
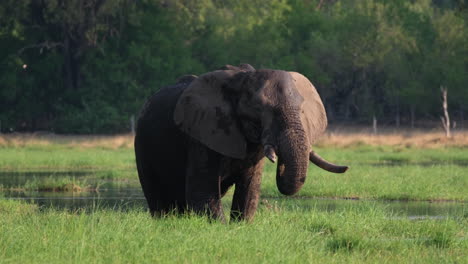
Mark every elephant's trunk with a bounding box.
[275,128,310,196]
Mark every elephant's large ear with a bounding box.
[289,72,328,144]
[174,70,247,159]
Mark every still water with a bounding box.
[0,170,145,210]
[3,187,146,210]
[0,171,466,218]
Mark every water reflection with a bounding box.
[1,171,466,218]
[3,188,146,210]
[0,171,93,187]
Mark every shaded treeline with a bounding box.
[0,0,466,133]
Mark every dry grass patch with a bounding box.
[317,127,468,148]
[1,127,468,149]
[0,133,134,149]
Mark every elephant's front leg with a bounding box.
[185,140,225,221]
[230,152,265,222]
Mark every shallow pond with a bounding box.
[2,187,146,210]
[0,171,466,219]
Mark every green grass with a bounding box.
[260,146,468,201]
[1,144,468,201]
[1,143,467,263]
[262,163,468,201]
[0,147,134,172]
[0,199,466,263]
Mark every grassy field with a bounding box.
[0,199,466,264]
[0,131,467,263]
[1,131,467,201]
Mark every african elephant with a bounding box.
[134,64,348,222]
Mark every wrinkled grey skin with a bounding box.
[134,64,348,222]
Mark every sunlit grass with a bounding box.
[262,146,468,201]
[0,147,134,172]
[0,199,466,263]
[1,132,468,201]
[1,132,467,263]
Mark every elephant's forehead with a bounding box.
[256,71,304,107]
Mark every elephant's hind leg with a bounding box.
[135,137,167,217]
[135,152,158,216]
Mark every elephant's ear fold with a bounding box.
[174,70,247,159]
[289,72,328,144]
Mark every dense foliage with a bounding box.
[0,0,466,133]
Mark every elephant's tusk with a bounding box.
[264,145,277,163]
[309,151,349,173]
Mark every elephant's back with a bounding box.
[135,81,190,156]
[137,82,187,124]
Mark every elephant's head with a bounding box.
[174,64,348,195]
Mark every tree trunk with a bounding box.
[460,105,464,129]
[395,98,400,128]
[373,115,377,134]
[440,86,451,138]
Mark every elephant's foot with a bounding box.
[187,198,226,222]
